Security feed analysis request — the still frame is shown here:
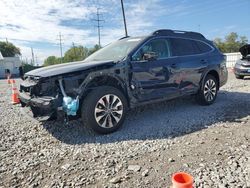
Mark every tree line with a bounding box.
[43,44,101,66]
[214,32,248,53]
[0,41,21,57]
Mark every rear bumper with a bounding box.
[19,92,61,120]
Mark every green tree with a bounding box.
[22,62,37,73]
[0,41,21,57]
[214,32,248,53]
[88,44,101,56]
[43,44,102,66]
[43,56,60,66]
[64,45,88,63]
[239,36,248,46]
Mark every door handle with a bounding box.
[200,59,207,64]
[171,63,177,68]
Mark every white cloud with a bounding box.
[18,45,60,65]
[0,0,189,64]
[0,0,95,43]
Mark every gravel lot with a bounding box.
[0,72,249,188]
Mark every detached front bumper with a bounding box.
[19,92,61,121]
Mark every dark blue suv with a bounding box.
[20,29,228,134]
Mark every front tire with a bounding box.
[196,75,218,105]
[81,86,127,134]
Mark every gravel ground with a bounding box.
[0,72,249,188]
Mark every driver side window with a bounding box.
[132,38,171,61]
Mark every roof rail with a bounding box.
[152,29,206,40]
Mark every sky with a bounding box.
[0,0,250,65]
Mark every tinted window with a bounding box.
[196,41,212,53]
[132,39,171,61]
[170,38,200,56]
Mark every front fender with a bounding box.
[76,69,128,98]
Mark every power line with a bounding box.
[92,8,104,46]
[120,0,128,37]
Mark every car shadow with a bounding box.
[42,90,250,145]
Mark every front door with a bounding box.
[129,38,181,102]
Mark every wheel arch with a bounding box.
[79,74,129,103]
[201,69,220,90]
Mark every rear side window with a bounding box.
[196,41,212,53]
[170,38,201,56]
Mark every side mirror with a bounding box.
[143,52,158,61]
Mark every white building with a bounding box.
[224,52,242,68]
[0,51,22,78]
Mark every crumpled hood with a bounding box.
[25,60,114,77]
[239,44,250,57]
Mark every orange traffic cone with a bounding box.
[11,80,20,105]
[7,75,11,84]
[171,172,193,188]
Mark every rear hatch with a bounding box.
[239,44,250,67]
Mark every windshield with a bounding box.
[84,37,144,62]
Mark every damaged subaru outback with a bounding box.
[19,30,228,134]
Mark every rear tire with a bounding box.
[235,75,244,79]
[196,74,218,105]
[81,86,127,134]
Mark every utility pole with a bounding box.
[57,32,63,63]
[31,47,35,65]
[120,0,128,37]
[93,8,104,47]
[5,38,8,43]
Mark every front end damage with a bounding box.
[19,60,126,121]
[19,74,81,121]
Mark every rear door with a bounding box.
[129,38,181,102]
[169,38,210,94]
